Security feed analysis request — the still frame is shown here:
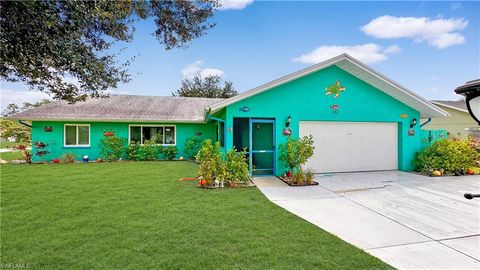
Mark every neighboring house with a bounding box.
[9,54,448,175]
[426,100,479,138]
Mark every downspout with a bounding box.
[18,120,32,128]
[206,112,227,153]
[420,118,431,128]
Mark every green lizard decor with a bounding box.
[325,80,346,98]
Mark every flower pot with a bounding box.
[53,158,60,164]
[466,169,475,175]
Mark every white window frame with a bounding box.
[128,124,176,146]
[64,124,91,147]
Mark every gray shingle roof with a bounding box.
[9,95,225,122]
[431,100,468,111]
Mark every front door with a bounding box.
[249,119,275,175]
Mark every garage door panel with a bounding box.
[299,121,398,173]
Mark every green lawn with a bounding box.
[1,162,391,269]
[0,151,23,161]
[0,141,26,149]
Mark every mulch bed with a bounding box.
[278,176,319,186]
[198,179,256,189]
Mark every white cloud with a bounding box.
[181,61,225,79]
[450,2,463,10]
[293,43,400,64]
[218,0,253,10]
[384,44,402,54]
[361,15,468,49]
[0,88,50,110]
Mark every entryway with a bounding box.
[233,118,276,175]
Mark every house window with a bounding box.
[129,125,176,145]
[64,124,90,147]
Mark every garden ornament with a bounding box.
[325,80,346,98]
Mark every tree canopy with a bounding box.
[1,99,51,142]
[173,75,238,98]
[0,0,219,103]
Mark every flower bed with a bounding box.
[278,176,318,186]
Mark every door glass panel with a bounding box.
[65,126,77,145]
[252,152,274,175]
[252,122,273,151]
[78,126,89,145]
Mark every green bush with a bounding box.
[60,153,76,163]
[185,136,203,160]
[222,148,250,184]
[416,138,479,175]
[139,139,160,161]
[162,146,178,160]
[196,140,223,185]
[279,135,315,173]
[99,135,127,162]
[196,140,250,186]
[126,142,141,161]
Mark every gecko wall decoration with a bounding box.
[325,80,346,98]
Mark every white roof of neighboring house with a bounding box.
[208,54,448,118]
[431,100,469,113]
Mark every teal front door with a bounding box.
[249,119,275,175]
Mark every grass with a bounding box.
[1,162,391,269]
[0,151,23,161]
[0,141,26,149]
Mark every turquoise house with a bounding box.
[11,54,448,175]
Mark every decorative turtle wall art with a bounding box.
[325,80,346,98]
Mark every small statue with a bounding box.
[214,179,220,188]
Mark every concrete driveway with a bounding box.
[253,171,480,269]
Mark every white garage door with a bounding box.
[299,121,398,173]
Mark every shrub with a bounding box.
[222,148,249,184]
[139,139,160,161]
[162,146,178,160]
[13,144,32,163]
[185,136,203,160]
[416,138,479,175]
[126,142,141,161]
[305,169,314,185]
[293,168,304,185]
[99,135,127,162]
[60,153,76,163]
[279,135,315,173]
[196,140,223,185]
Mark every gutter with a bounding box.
[420,118,432,128]
[206,110,227,151]
[18,120,32,128]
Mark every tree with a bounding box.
[173,75,238,98]
[0,0,219,103]
[0,99,51,142]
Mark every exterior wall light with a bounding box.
[286,115,292,127]
[455,79,480,125]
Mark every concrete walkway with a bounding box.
[253,171,480,269]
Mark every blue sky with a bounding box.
[1,1,479,110]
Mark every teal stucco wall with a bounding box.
[31,121,217,162]
[223,65,421,175]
